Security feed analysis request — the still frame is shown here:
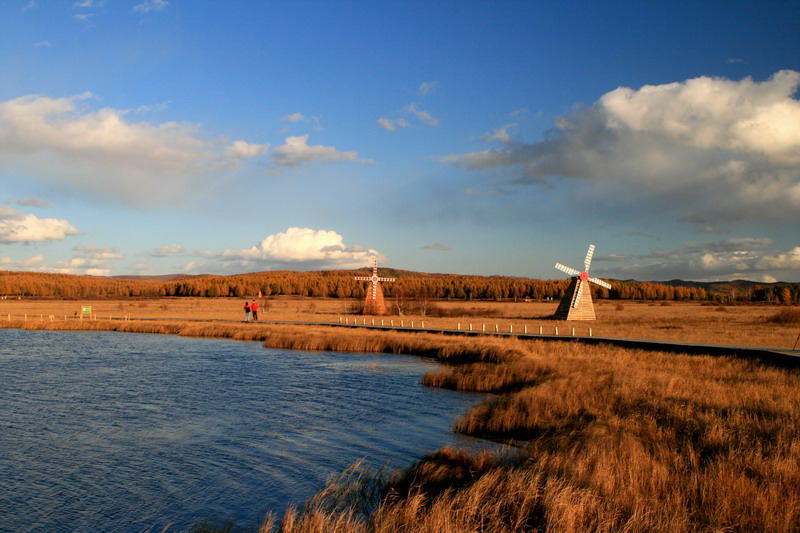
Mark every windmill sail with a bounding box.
[553,244,612,320]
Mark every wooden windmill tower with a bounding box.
[553,244,612,321]
[354,260,395,315]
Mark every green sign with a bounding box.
[82,305,92,314]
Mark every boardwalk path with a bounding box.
[6,313,800,368]
[323,319,800,368]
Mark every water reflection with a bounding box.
[0,329,486,532]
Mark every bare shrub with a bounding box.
[766,307,800,324]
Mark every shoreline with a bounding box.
[4,315,799,531]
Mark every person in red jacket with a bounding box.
[251,300,259,321]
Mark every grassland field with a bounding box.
[1,296,798,348]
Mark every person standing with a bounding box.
[251,300,259,321]
[244,300,251,322]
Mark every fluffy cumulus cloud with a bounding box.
[216,227,385,271]
[224,140,270,160]
[0,93,266,205]
[0,206,78,243]
[598,238,800,282]
[271,135,373,167]
[443,70,800,224]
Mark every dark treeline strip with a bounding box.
[1,269,798,303]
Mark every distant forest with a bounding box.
[1,269,798,304]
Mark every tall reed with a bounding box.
[261,339,800,532]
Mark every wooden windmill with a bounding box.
[553,244,612,321]
[354,260,395,315]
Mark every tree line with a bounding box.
[1,269,798,304]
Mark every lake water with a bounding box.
[0,329,486,532]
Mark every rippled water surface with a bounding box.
[0,329,484,532]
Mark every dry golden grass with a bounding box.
[260,340,800,533]
[1,297,798,348]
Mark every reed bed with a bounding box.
[251,339,800,533]
[1,318,526,364]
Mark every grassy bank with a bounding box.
[259,340,800,533]
[2,297,799,347]
[3,313,799,531]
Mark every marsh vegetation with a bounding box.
[2,298,799,531]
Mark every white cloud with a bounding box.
[16,198,52,208]
[0,255,44,269]
[133,0,168,13]
[600,238,800,282]
[216,227,385,271]
[376,117,410,132]
[0,207,78,243]
[34,41,51,47]
[423,243,451,251]
[47,245,124,276]
[443,70,800,224]
[418,81,439,96]
[0,93,262,205]
[271,135,372,167]
[404,103,439,126]
[377,100,439,132]
[282,113,306,122]
[224,140,269,160]
[480,123,516,143]
[150,244,185,257]
[280,112,322,131]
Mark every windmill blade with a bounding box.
[555,263,581,277]
[584,244,595,272]
[589,277,612,290]
[572,281,584,308]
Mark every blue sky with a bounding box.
[1,1,799,282]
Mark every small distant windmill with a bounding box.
[354,260,395,315]
[553,244,612,321]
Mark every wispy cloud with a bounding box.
[423,243,451,251]
[377,88,440,131]
[460,188,504,196]
[150,244,186,257]
[270,135,372,167]
[281,112,322,131]
[404,103,439,126]
[376,117,410,132]
[47,245,124,276]
[418,80,439,96]
[16,198,53,208]
[602,238,800,282]
[133,0,168,13]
